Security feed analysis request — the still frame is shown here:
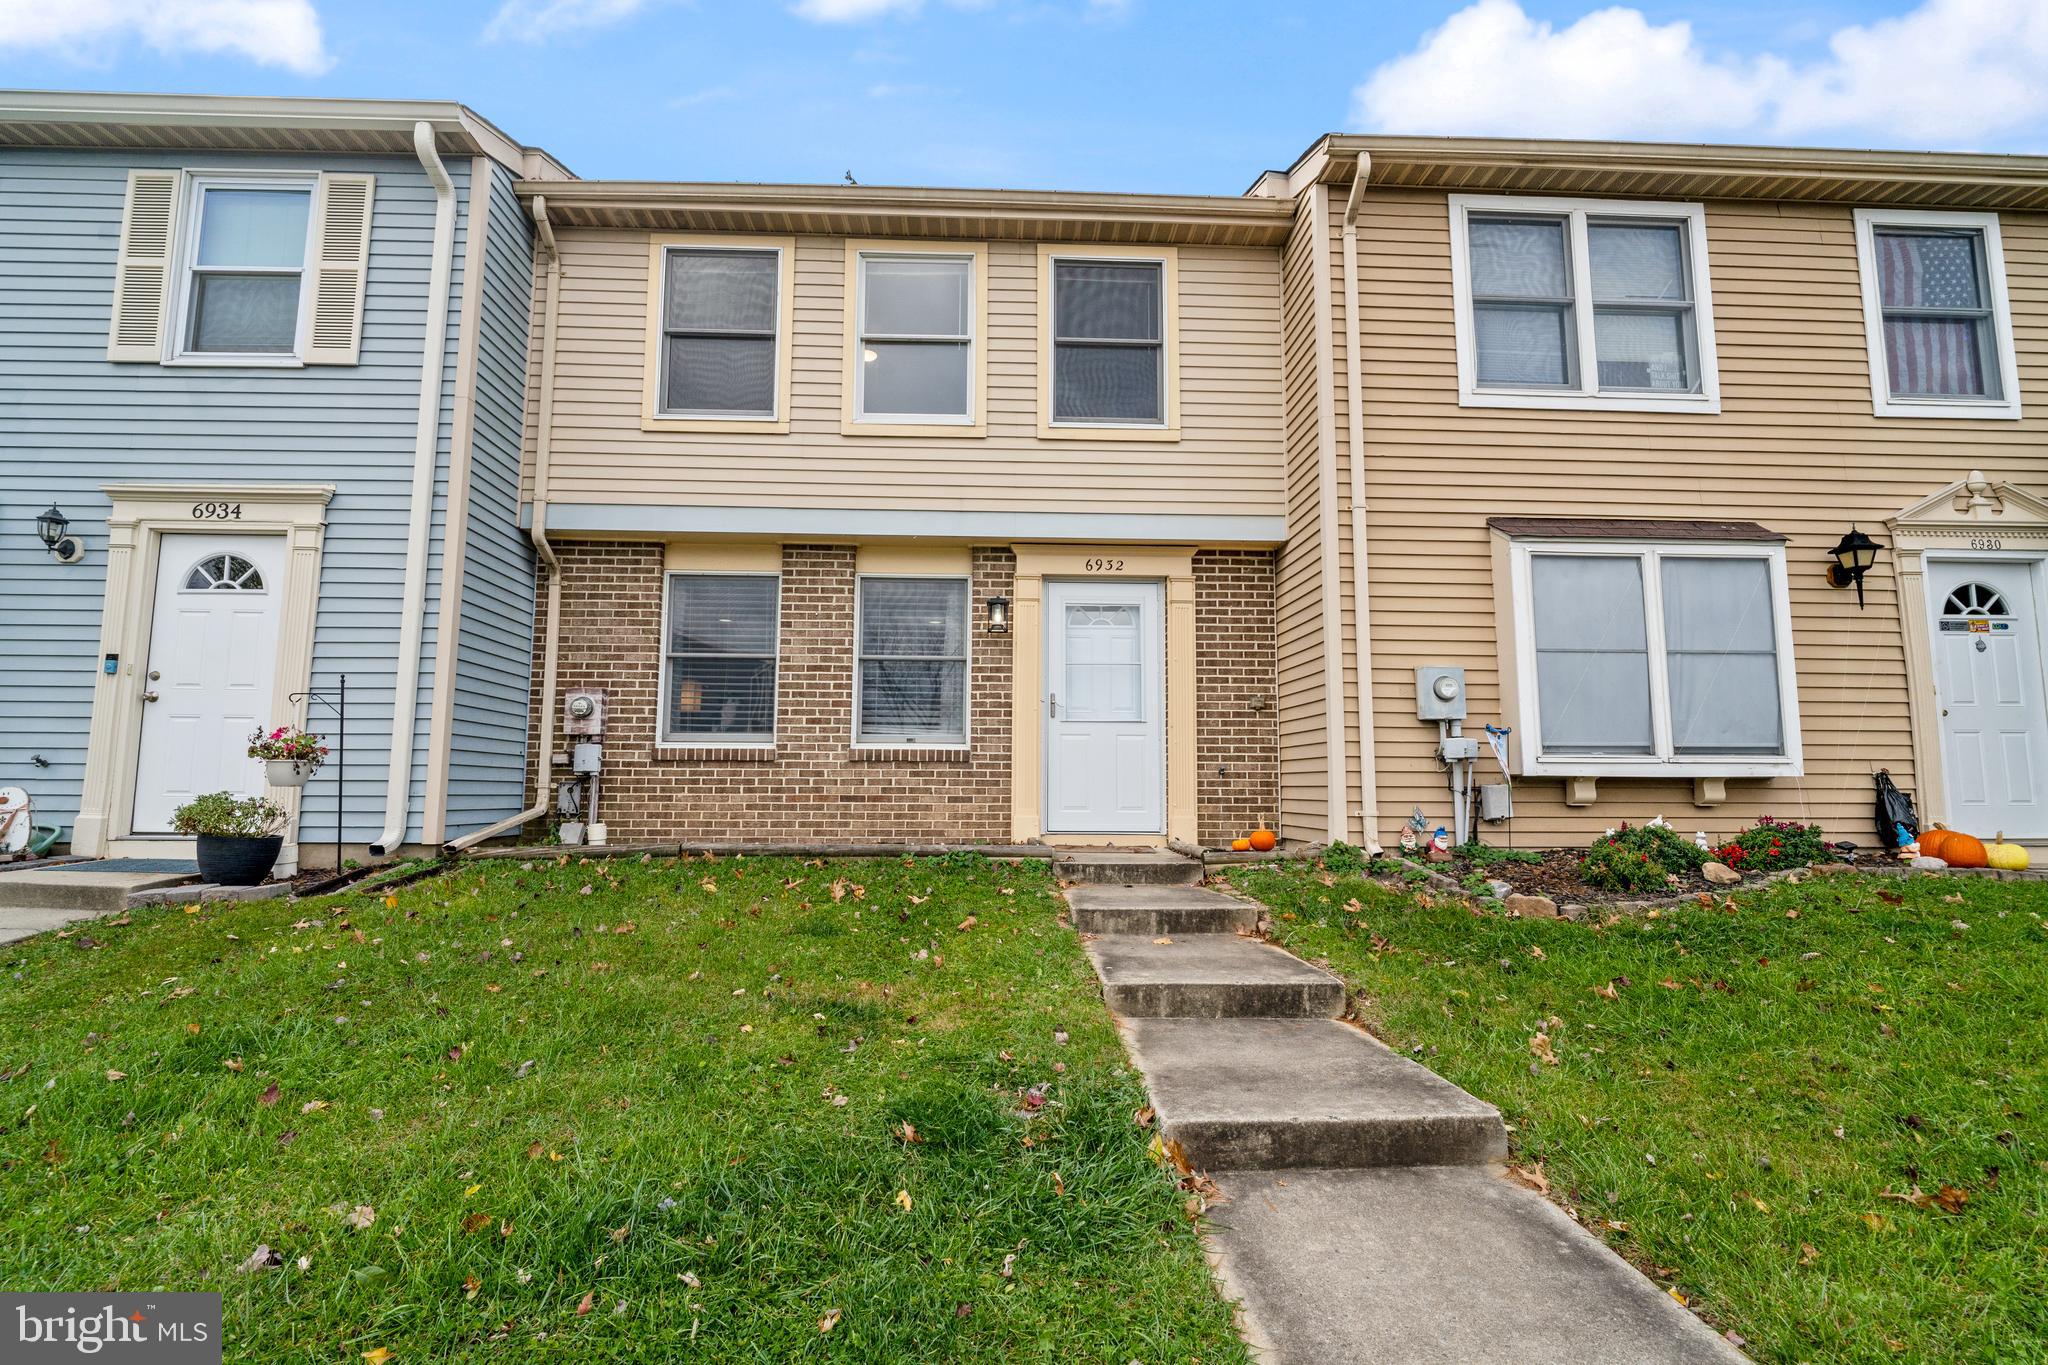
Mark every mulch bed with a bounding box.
[1415,846,1734,907]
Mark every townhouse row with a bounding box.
[3,92,2042,868]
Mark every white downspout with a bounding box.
[1341,154,1383,854]
[368,121,458,857]
[444,194,562,855]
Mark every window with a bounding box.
[856,577,969,746]
[853,252,974,423]
[662,574,778,745]
[1853,209,2020,420]
[1506,536,1800,776]
[1943,583,2009,618]
[1045,252,1173,428]
[183,554,264,592]
[178,178,314,357]
[656,246,784,420]
[1449,195,1719,413]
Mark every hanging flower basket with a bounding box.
[249,725,328,788]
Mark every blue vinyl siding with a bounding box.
[0,146,518,848]
[445,163,538,837]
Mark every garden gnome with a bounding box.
[1427,826,1453,862]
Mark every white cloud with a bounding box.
[792,0,921,20]
[483,0,651,43]
[0,0,331,74]
[1353,0,2048,148]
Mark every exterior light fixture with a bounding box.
[1826,525,1882,607]
[36,505,83,564]
[986,594,1011,635]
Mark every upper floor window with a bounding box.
[1497,527,1801,779]
[852,250,976,426]
[1853,209,2020,420]
[1039,247,1180,437]
[658,246,783,420]
[178,178,315,358]
[1448,195,1720,414]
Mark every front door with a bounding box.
[131,534,285,833]
[1929,560,2047,838]
[1044,579,1164,834]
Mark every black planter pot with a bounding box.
[194,835,283,887]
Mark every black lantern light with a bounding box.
[985,594,1011,635]
[35,505,82,564]
[1826,525,1882,607]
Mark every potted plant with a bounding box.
[248,725,328,788]
[171,792,289,886]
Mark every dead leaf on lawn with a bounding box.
[1878,1186,1935,1210]
[104,1070,126,1082]
[462,1274,481,1301]
[462,1213,492,1235]
[1529,1033,1559,1066]
[1860,1212,1890,1232]
[1592,982,1619,1000]
[346,1205,376,1230]
[526,1141,544,1160]
[259,1082,280,1107]
[818,1308,842,1334]
[361,1348,394,1365]
[609,1224,630,1243]
[893,1122,922,1145]
[576,1290,595,1317]
[956,916,977,932]
[1134,1106,1156,1129]
[300,1100,329,1114]
[895,1189,913,1212]
[1935,1184,1970,1214]
[1798,1243,1819,1266]
[1507,1162,1548,1195]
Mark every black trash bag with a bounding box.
[1874,769,1919,850]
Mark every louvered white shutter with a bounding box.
[106,170,182,362]
[303,173,375,365]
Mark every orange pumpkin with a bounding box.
[1917,828,1954,860]
[1249,826,1278,853]
[1230,838,1252,852]
[1941,832,1989,868]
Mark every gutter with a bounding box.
[443,194,563,856]
[1340,154,1382,854]
[368,121,458,857]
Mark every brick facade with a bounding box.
[1195,549,1279,845]
[528,541,1278,846]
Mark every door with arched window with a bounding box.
[131,535,287,832]
[1930,562,2046,838]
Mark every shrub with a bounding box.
[1712,817,1825,873]
[170,792,287,839]
[1580,821,1709,894]
[1322,841,1368,874]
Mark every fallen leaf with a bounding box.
[104,1070,126,1082]
[300,1100,329,1114]
[576,1290,595,1317]
[462,1213,492,1235]
[223,1058,244,1072]
[1935,1185,1970,1214]
[1508,1162,1548,1195]
[1860,1212,1889,1232]
[609,1224,630,1243]
[956,916,977,932]
[893,1122,922,1145]
[1529,1032,1559,1066]
[362,1349,394,1365]
[895,1189,913,1212]
[818,1307,842,1334]
[1668,1287,1688,1307]
[463,1274,481,1300]
[526,1141,544,1160]
[259,1082,280,1107]
[1134,1106,1156,1128]
[1798,1243,1819,1266]
[237,1244,283,1274]
[347,1205,376,1230]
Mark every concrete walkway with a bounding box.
[1064,860,1745,1364]
[0,862,199,945]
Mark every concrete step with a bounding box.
[1209,1166,1745,1364]
[0,868,196,914]
[1067,884,1258,935]
[1084,934,1345,1019]
[1055,850,1204,886]
[1122,1016,1506,1169]
[0,905,116,947]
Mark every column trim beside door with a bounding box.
[1009,544,1195,845]
[74,484,333,867]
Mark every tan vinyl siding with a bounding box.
[1345,189,2048,847]
[1276,190,1329,842]
[519,231,1285,517]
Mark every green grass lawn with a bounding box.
[1222,862,2048,1364]
[0,853,1247,1363]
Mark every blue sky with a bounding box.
[0,1,2042,193]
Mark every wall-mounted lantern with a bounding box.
[985,594,1011,635]
[1826,525,1882,608]
[36,505,83,564]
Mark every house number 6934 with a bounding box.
[190,502,242,520]
[1084,558,1124,572]
[1969,536,2002,550]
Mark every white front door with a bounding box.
[1044,579,1164,834]
[132,534,286,833]
[1929,560,2048,838]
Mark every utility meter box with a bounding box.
[1415,666,1468,721]
[564,689,606,736]
[571,741,603,775]
[1478,783,1514,823]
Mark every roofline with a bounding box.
[0,88,570,178]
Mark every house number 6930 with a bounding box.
[190,502,242,520]
[1969,536,2002,550]
[1084,558,1124,572]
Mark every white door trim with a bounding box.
[74,483,333,871]
[1042,577,1167,836]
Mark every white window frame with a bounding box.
[1505,538,1802,778]
[851,249,977,427]
[166,170,319,368]
[1852,208,2021,421]
[1448,194,1721,414]
[1040,246,1179,436]
[652,241,788,424]
[657,570,781,749]
[851,573,972,750]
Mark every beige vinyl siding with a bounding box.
[1344,190,2048,847]
[1275,190,1329,842]
[519,231,1285,517]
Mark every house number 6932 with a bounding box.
[1969,536,2002,550]
[190,502,242,520]
[1084,558,1124,572]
